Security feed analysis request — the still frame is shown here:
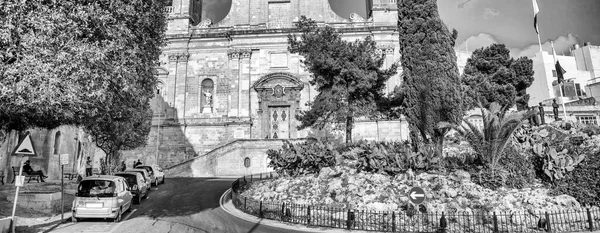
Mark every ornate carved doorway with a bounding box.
[253,73,304,139]
[269,106,290,139]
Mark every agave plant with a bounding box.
[438,101,535,171]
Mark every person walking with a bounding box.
[134,159,142,168]
[85,157,92,177]
[23,160,48,182]
[121,161,127,172]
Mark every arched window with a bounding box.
[53,131,61,155]
[244,157,251,168]
[201,79,214,108]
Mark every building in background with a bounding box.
[123,0,479,168]
[527,43,600,125]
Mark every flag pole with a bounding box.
[537,33,543,52]
[551,41,568,121]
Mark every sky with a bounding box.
[203,0,600,58]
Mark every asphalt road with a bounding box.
[51,178,311,233]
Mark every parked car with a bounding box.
[125,168,152,188]
[72,175,133,222]
[138,165,165,186]
[114,172,149,204]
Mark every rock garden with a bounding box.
[234,110,600,232]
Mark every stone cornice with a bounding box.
[166,26,398,40]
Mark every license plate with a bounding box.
[86,202,103,208]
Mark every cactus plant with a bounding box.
[538,146,586,181]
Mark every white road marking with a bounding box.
[122,209,137,221]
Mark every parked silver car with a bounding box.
[72,175,133,222]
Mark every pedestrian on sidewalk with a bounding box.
[121,161,127,172]
[85,157,92,176]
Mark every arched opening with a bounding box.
[201,78,214,108]
[53,131,61,155]
[329,0,369,19]
[244,157,251,168]
[201,0,232,24]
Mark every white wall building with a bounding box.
[528,43,600,107]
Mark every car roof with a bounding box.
[126,168,147,172]
[81,175,124,181]
[114,172,141,176]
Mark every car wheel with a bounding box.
[144,190,149,199]
[135,194,142,204]
[113,209,122,222]
[161,176,165,184]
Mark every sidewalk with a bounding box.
[219,189,373,233]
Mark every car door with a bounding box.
[123,179,132,209]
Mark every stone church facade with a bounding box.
[123,0,412,168]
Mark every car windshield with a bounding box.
[77,180,116,197]
[139,166,153,175]
[128,171,147,180]
[115,174,137,187]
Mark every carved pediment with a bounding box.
[253,72,304,90]
[253,72,304,103]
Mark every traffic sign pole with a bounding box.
[11,156,25,226]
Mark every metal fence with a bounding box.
[231,172,600,233]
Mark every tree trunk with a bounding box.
[433,131,445,158]
[345,116,353,144]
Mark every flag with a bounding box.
[532,0,540,34]
[551,41,567,84]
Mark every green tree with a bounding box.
[288,16,398,143]
[0,0,166,168]
[397,0,463,155]
[462,43,535,110]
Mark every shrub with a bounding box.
[471,167,507,190]
[551,151,600,206]
[499,145,537,189]
[581,125,600,136]
[267,140,339,176]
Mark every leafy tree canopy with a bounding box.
[288,16,398,143]
[397,0,463,151]
[462,43,535,110]
[0,0,166,172]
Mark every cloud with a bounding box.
[457,0,475,8]
[482,8,500,20]
[510,34,581,58]
[455,33,499,52]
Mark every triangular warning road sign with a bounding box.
[12,134,37,156]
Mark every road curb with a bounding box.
[219,189,371,233]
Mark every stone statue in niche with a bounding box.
[203,90,212,107]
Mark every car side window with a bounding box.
[121,180,127,192]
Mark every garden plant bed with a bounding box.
[235,167,600,232]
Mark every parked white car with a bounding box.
[137,164,165,186]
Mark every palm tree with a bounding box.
[438,101,535,171]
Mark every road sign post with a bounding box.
[408,187,426,205]
[60,154,69,223]
[10,133,38,233]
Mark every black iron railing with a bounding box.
[231,173,600,233]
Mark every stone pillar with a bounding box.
[227,50,240,117]
[227,48,252,118]
[241,50,252,117]
[170,53,189,120]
